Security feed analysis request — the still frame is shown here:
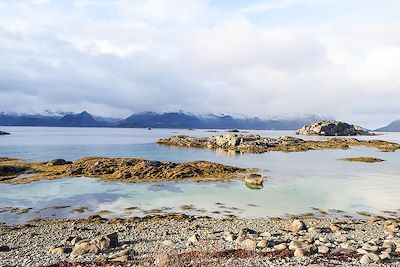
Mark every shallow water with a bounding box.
[0,126,399,224]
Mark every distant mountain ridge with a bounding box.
[0,110,326,130]
[375,119,400,132]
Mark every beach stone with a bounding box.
[384,220,398,231]
[106,232,119,247]
[224,232,234,242]
[336,235,348,243]
[288,219,307,232]
[0,245,11,252]
[155,253,170,266]
[382,240,395,249]
[294,248,307,257]
[330,224,342,233]
[92,235,111,250]
[47,159,72,166]
[362,243,379,252]
[260,231,271,238]
[274,244,287,250]
[368,216,382,224]
[256,239,268,248]
[50,246,65,255]
[112,255,129,262]
[244,174,263,186]
[357,248,368,254]
[242,239,257,250]
[360,253,381,264]
[317,245,329,254]
[188,234,199,244]
[71,242,100,258]
[289,241,308,250]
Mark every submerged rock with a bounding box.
[296,120,373,136]
[47,159,72,166]
[244,174,264,186]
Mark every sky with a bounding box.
[0,0,400,128]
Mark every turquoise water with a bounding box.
[0,127,399,224]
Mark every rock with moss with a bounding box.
[296,120,374,136]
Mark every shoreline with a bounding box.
[0,215,399,266]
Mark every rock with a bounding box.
[47,159,72,166]
[0,245,11,252]
[162,240,174,246]
[379,252,391,261]
[244,174,264,186]
[256,239,268,248]
[50,246,65,255]
[224,232,234,242]
[274,243,287,250]
[288,219,307,232]
[296,120,373,136]
[242,239,257,250]
[357,248,368,254]
[0,131,10,135]
[92,235,110,250]
[110,248,132,259]
[188,234,199,244]
[112,255,129,262]
[260,231,271,238]
[368,216,382,224]
[336,235,348,243]
[362,243,379,252]
[70,242,100,258]
[384,220,398,231]
[317,245,329,254]
[0,166,28,177]
[360,253,381,264]
[289,241,309,250]
[294,248,307,257]
[382,240,395,250]
[330,224,342,233]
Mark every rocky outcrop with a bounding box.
[158,133,400,153]
[0,166,28,181]
[0,157,248,184]
[0,131,10,135]
[296,120,373,136]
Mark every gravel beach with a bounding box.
[1,215,399,266]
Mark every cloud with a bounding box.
[0,0,399,128]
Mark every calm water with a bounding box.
[0,126,399,224]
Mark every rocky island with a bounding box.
[0,157,249,184]
[158,133,400,153]
[296,120,374,136]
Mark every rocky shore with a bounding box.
[296,120,374,136]
[0,215,399,267]
[157,133,400,153]
[0,157,249,184]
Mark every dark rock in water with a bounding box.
[0,166,28,177]
[245,174,264,186]
[228,129,240,133]
[0,130,10,135]
[296,120,373,136]
[47,159,72,166]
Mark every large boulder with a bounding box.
[0,131,10,135]
[296,120,373,136]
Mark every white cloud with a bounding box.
[0,0,399,128]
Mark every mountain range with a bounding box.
[375,120,400,132]
[0,111,326,130]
